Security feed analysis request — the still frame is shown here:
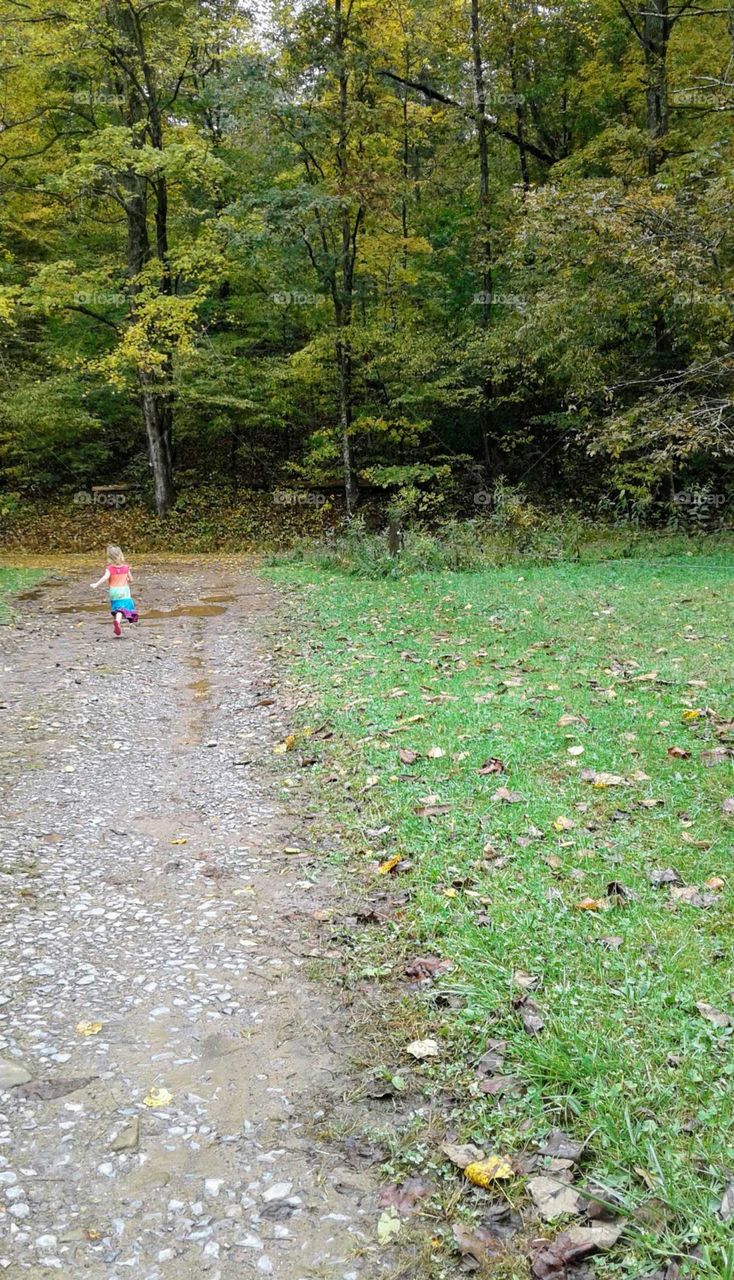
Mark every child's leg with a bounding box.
[113,611,122,637]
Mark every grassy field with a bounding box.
[0,567,41,619]
[270,553,734,1277]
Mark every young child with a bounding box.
[91,545,139,637]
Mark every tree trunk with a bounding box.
[140,369,174,514]
[335,0,359,515]
[470,0,494,472]
[640,0,670,173]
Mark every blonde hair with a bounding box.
[107,544,125,565]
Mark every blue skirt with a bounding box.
[109,596,138,622]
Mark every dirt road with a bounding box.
[0,561,382,1280]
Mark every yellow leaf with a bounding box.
[143,1087,173,1108]
[465,1155,514,1186]
[76,1020,103,1036]
[682,709,703,722]
[576,897,608,911]
[377,855,401,875]
[553,816,575,832]
[170,837,188,845]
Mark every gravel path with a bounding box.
[0,560,380,1280]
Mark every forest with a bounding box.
[1,0,733,531]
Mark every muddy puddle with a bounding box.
[145,604,227,619]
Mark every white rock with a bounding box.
[262,1182,292,1202]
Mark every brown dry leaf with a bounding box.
[531,1223,623,1280]
[553,816,575,832]
[404,956,453,981]
[478,757,506,775]
[546,854,563,870]
[599,935,623,949]
[705,876,725,890]
[405,1038,440,1060]
[464,1154,514,1186]
[513,969,538,990]
[580,770,626,787]
[702,747,731,767]
[528,1175,582,1220]
[476,1039,506,1074]
[667,746,691,759]
[558,714,588,728]
[492,787,525,804]
[398,748,419,765]
[648,867,681,887]
[669,885,718,908]
[453,1223,502,1265]
[415,803,450,818]
[378,1178,432,1216]
[719,1181,734,1220]
[696,1001,732,1029]
[539,1130,586,1161]
[441,1141,486,1169]
[376,855,402,876]
[427,746,445,759]
[722,797,734,816]
[575,897,609,912]
[479,1073,521,1097]
[518,997,545,1035]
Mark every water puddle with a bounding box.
[57,603,107,614]
[145,604,226,619]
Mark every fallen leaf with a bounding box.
[606,880,633,902]
[143,1086,173,1108]
[705,876,725,890]
[531,1223,623,1280]
[14,1075,96,1101]
[376,855,402,876]
[441,1141,486,1169]
[404,956,453,981]
[378,1178,432,1216]
[575,897,608,912]
[528,1175,582,1220]
[476,1039,506,1074]
[553,816,575,832]
[696,1001,732,1029]
[492,787,525,804]
[648,867,681,887]
[465,1155,514,1186]
[669,885,718,908]
[75,1020,103,1037]
[415,803,450,818]
[376,1207,402,1244]
[720,1180,734,1220]
[702,747,731,767]
[580,770,626,787]
[453,1223,502,1264]
[667,746,691,759]
[539,1130,586,1161]
[398,748,419,765]
[567,745,584,757]
[427,746,445,759]
[518,997,545,1034]
[723,798,734,816]
[406,1038,440,1060]
[170,837,188,846]
[479,1073,522,1097]
[478,757,506,775]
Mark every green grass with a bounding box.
[0,567,41,620]
[269,553,734,1276]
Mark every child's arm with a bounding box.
[127,570,133,584]
[90,569,110,589]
